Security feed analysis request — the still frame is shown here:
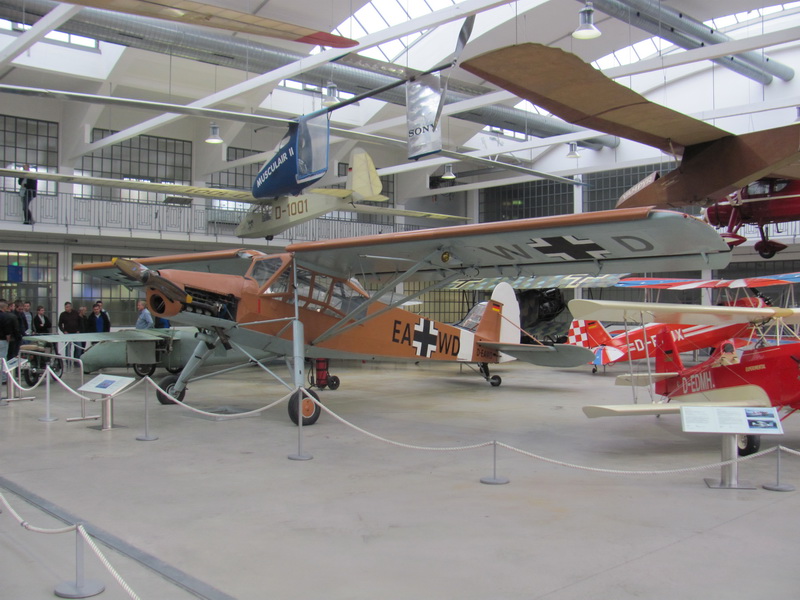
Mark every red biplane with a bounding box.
[571,298,800,455]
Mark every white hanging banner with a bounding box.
[406,73,442,160]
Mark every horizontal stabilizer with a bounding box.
[616,373,679,387]
[348,202,468,220]
[24,329,176,343]
[480,342,594,367]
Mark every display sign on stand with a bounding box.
[78,375,135,431]
[681,406,783,489]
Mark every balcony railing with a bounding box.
[0,191,419,243]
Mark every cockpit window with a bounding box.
[746,180,770,196]
[773,179,790,193]
[250,257,285,288]
[457,302,487,332]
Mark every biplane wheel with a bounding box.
[592,366,598,374]
[737,434,761,456]
[166,366,183,374]
[156,374,187,405]
[133,363,157,377]
[758,248,777,259]
[489,375,502,387]
[288,389,321,426]
[327,375,341,390]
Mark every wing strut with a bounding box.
[311,250,462,345]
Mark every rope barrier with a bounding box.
[0,492,139,598]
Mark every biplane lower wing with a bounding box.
[584,389,772,418]
[480,342,594,368]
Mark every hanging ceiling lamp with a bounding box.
[572,2,601,40]
[205,122,224,144]
[441,164,456,180]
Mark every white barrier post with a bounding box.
[38,367,57,422]
[53,525,105,599]
[136,382,158,442]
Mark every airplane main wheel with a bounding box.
[288,389,321,426]
[327,375,341,390]
[737,434,761,456]
[156,374,187,405]
[133,363,157,377]
[758,248,777,259]
[489,375,502,387]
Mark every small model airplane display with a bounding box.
[73,206,730,424]
[570,298,800,455]
[703,178,800,258]
[461,44,800,211]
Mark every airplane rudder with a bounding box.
[654,327,683,373]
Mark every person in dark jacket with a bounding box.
[87,303,110,333]
[32,306,52,334]
[58,301,83,358]
[17,164,37,225]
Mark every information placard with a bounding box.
[78,374,135,397]
[681,406,783,435]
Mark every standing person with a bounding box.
[58,301,83,358]
[17,164,37,225]
[0,300,14,373]
[21,301,33,335]
[135,300,154,329]
[87,303,110,333]
[32,305,52,334]
[8,301,24,358]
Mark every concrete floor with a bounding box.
[2,359,800,600]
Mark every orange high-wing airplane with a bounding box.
[570,298,800,455]
[461,44,800,210]
[75,206,729,424]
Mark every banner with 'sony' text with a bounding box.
[406,73,442,160]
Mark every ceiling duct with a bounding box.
[0,0,617,149]
[591,0,794,85]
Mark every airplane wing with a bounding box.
[24,329,177,343]
[479,343,594,368]
[288,207,731,283]
[584,389,772,418]
[445,273,629,291]
[0,168,254,202]
[616,273,800,289]
[62,0,357,48]
[74,248,263,286]
[461,43,728,155]
[569,298,800,326]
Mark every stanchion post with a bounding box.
[288,317,311,461]
[54,525,105,599]
[39,367,57,422]
[480,441,510,485]
[763,445,795,492]
[136,381,158,441]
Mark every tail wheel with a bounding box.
[737,434,761,456]
[327,375,341,390]
[489,375,502,387]
[288,389,321,426]
[156,374,187,405]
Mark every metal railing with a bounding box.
[0,190,420,243]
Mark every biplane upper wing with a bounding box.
[62,0,357,47]
[616,272,800,289]
[582,393,772,418]
[287,207,730,283]
[569,298,800,326]
[461,43,800,208]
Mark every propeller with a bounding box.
[112,257,193,304]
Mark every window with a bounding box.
[0,115,59,194]
[72,253,142,326]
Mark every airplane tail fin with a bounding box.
[347,150,388,202]
[475,283,520,362]
[653,327,683,395]
[567,319,613,348]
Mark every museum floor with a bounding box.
[2,358,800,600]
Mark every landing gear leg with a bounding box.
[156,332,218,405]
[479,362,502,387]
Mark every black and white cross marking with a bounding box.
[412,318,439,358]
[527,236,610,261]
